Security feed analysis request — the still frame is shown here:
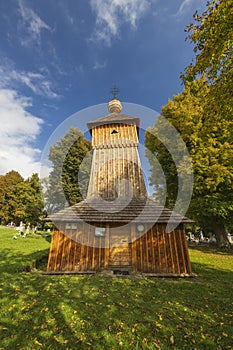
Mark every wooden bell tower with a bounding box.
[87,97,146,199]
[46,92,192,276]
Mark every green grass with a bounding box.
[0,227,232,350]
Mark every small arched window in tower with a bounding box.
[111,129,118,134]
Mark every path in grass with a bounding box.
[0,228,232,349]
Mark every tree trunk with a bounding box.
[212,216,231,248]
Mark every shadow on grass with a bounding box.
[39,234,52,244]
[191,261,233,283]
[1,250,233,349]
[0,248,50,274]
[188,243,233,256]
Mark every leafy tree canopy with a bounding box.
[146,0,233,247]
[46,127,92,212]
[146,78,233,247]
[0,171,44,225]
[182,0,233,116]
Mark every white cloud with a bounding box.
[90,0,151,45]
[0,58,58,178]
[0,89,44,178]
[93,60,107,70]
[0,63,59,99]
[175,0,193,17]
[18,0,52,46]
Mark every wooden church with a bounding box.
[46,95,192,276]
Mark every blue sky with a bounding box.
[0,0,207,178]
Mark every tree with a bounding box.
[0,171,44,225]
[46,127,92,212]
[180,0,233,246]
[23,174,44,225]
[0,170,24,224]
[146,78,233,248]
[183,0,233,115]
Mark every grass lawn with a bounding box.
[0,227,232,349]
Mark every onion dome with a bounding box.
[108,98,122,113]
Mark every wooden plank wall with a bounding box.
[87,123,147,199]
[47,223,109,272]
[132,224,192,274]
[47,223,192,275]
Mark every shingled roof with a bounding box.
[46,197,192,224]
[87,113,140,131]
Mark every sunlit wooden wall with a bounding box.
[47,223,191,275]
[87,123,147,199]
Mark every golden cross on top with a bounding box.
[110,86,120,99]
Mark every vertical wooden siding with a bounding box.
[47,223,192,275]
[132,224,191,274]
[47,223,110,272]
[87,123,147,199]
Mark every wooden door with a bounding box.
[109,227,131,266]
